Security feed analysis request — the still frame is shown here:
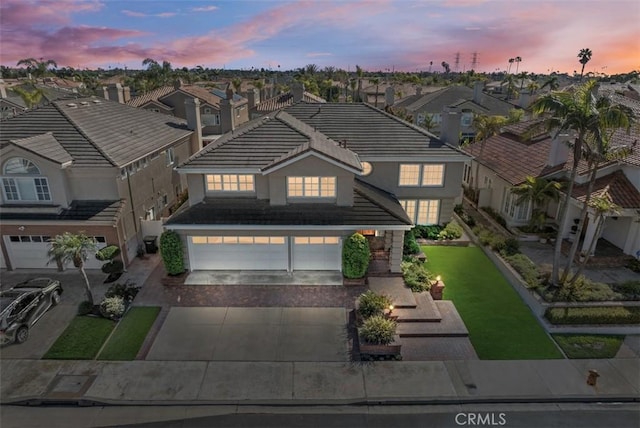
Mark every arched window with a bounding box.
[3,158,41,175]
[2,157,50,202]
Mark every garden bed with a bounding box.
[552,334,624,359]
[545,306,640,325]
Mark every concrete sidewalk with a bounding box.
[1,358,638,406]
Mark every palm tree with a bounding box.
[507,58,515,74]
[578,48,593,81]
[420,113,436,132]
[253,79,265,102]
[541,76,559,91]
[530,79,634,285]
[514,56,522,74]
[511,176,561,232]
[355,65,364,102]
[231,77,242,94]
[16,58,57,78]
[369,76,381,108]
[502,73,517,100]
[47,232,99,305]
[10,87,44,109]
[527,81,540,95]
[470,114,508,201]
[349,78,358,102]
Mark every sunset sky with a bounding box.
[1,0,639,75]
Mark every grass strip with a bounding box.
[552,334,625,358]
[97,306,161,360]
[44,316,115,360]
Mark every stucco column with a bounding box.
[384,230,392,251]
[624,218,640,256]
[581,212,599,256]
[389,230,405,273]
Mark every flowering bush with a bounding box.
[99,296,125,319]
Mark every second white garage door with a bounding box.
[293,237,342,270]
[3,235,105,270]
[189,236,288,270]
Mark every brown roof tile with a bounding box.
[572,170,640,209]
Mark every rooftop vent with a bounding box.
[66,103,77,108]
[80,101,89,106]
[92,99,101,104]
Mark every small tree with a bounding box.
[511,176,561,232]
[48,232,98,304]
[159,230,185,275]
[342,233,370,279]
[96,245,124,280]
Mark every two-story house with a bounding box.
[0,97,200,270]
[165,103,470,274]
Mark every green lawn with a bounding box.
[44,316,115,360]
[552,334,625,359]
[98,306,161,360]
[423,246,563,360]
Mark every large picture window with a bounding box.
[399,164,445,187]
[2,157,51,202]
[287,177,336,198]
[400,199,440,225]
[206,174,254,192]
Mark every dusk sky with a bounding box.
[1,0,639,75]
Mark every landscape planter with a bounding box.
[343,277,367,287]
[162,272,187,286]
[359,335,402,357]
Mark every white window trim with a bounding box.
[2,176,52,202]
[206,174,255,192]
[398,164,445,187]
[400,199,440,225]
[166,148,175,166]
[287,176,336,198]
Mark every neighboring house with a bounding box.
[0,97,201,270]
[0,82,80,119]
[462,100,640,259]
[122,81,250,136]
[249,83,325,119]
[394,82,516,141]
[166,102,470,274]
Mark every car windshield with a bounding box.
[0,291,25,312]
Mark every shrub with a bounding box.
[105,281,140,303]
[489,235,506,252]
[357,290,392,319]
[359,315,397,345]
[454,204,464,215]
[99,296,126,319]
[101,259,124,275]
[545,306,640,325]
[626,258,640,273]
[403,230,420,256]
[502,237,520,256]
[413,225,443,240]
[458,212,476,227]
[77,300,94,316]
[504,253,541,289]
[437,221,463,240]
[342,233,371,279]
[401,258,433,292]
[481,206,507,228]
[95,245,121,261]
[550,276,621,302]
[612,280,640,300]
[159,230,185,275]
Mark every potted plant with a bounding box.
[358,315,401,357]
[356,290,392,322]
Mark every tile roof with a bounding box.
[180,103,468,170]
[0,200,125,224]
[9,132,72,166]
[165,180,411,227]
[399,85,515,116]
[572,170,640,209]
[126,86,174,107]
[127,85,248,110]
[253,91,325,113]
[0,97,193,167]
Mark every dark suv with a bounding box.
[0,278,63,345]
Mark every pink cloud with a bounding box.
[191,6,218,12]
[121,10,176,18]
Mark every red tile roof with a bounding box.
[572,170,640,209]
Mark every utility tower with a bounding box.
[454,52,461,72]
[471,52,478,71]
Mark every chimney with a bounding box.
[123,86,131,103]
[292,82,305,103]
[185,97,203,151]
[416,86,422,96]
[473,81,484,104]
[547,132,570,167]
[174,79,183,90]
[106,83,124,103]
[440,106,461,146]
[385,86,395,107]
[518,90,531,109]
[338,94,346,103]
[102,86,109,100]
[0,85,6,98]
[220,96,235,134]
[246,88,257,110]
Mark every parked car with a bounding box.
[0,278,63,345]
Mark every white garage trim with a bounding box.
[292,236,342,271]
[188,235,288,271]
[3,235,105,270]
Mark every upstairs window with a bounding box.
[165,148,175,166]
[2,157,51,202]
[287,177,336,198]
[206,174,254,192]
[399,164,445,187]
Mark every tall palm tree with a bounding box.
[10,87,44,109]
[349,78,358,102]
[507,58,515,74]
[470,114,507,201]
[355,65,364,102]
[253,79,265,102]
[530,80,634,285]
[16,58,57,78]
[511,176,561,232]
[502,73,517,100]
[541,76,559,91]
[578,48,593,81]
[47,233,99,305]
[514,56,522,74]
[369,76,381,108]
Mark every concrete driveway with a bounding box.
[0,269,107,359]
[146,307,350,362]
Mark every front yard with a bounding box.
[423,245,563,360]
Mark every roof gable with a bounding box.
[9,132,73,166]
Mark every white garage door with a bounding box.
[4,235,105,270]
[293,237,342,271]
[189,236,288,270]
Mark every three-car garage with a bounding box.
[187,235,343,271]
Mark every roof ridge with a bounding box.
[52,100,118,167]
[364,103,438,140]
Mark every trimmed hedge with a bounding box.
[403,230,420,256]
[545,306,640,325]
[95,245,121,261]
[437,221,463,240]
[504,253,541,289]
[159,230,185,275]
[342,233,371,279]
[413,225,443,240]
[401,257,433,292]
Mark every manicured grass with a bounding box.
[423,246,563,360]
[98,306,161,360]
[552,334,625,359]
[44,316,115,360]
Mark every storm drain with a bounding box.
[46,375,96,398]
